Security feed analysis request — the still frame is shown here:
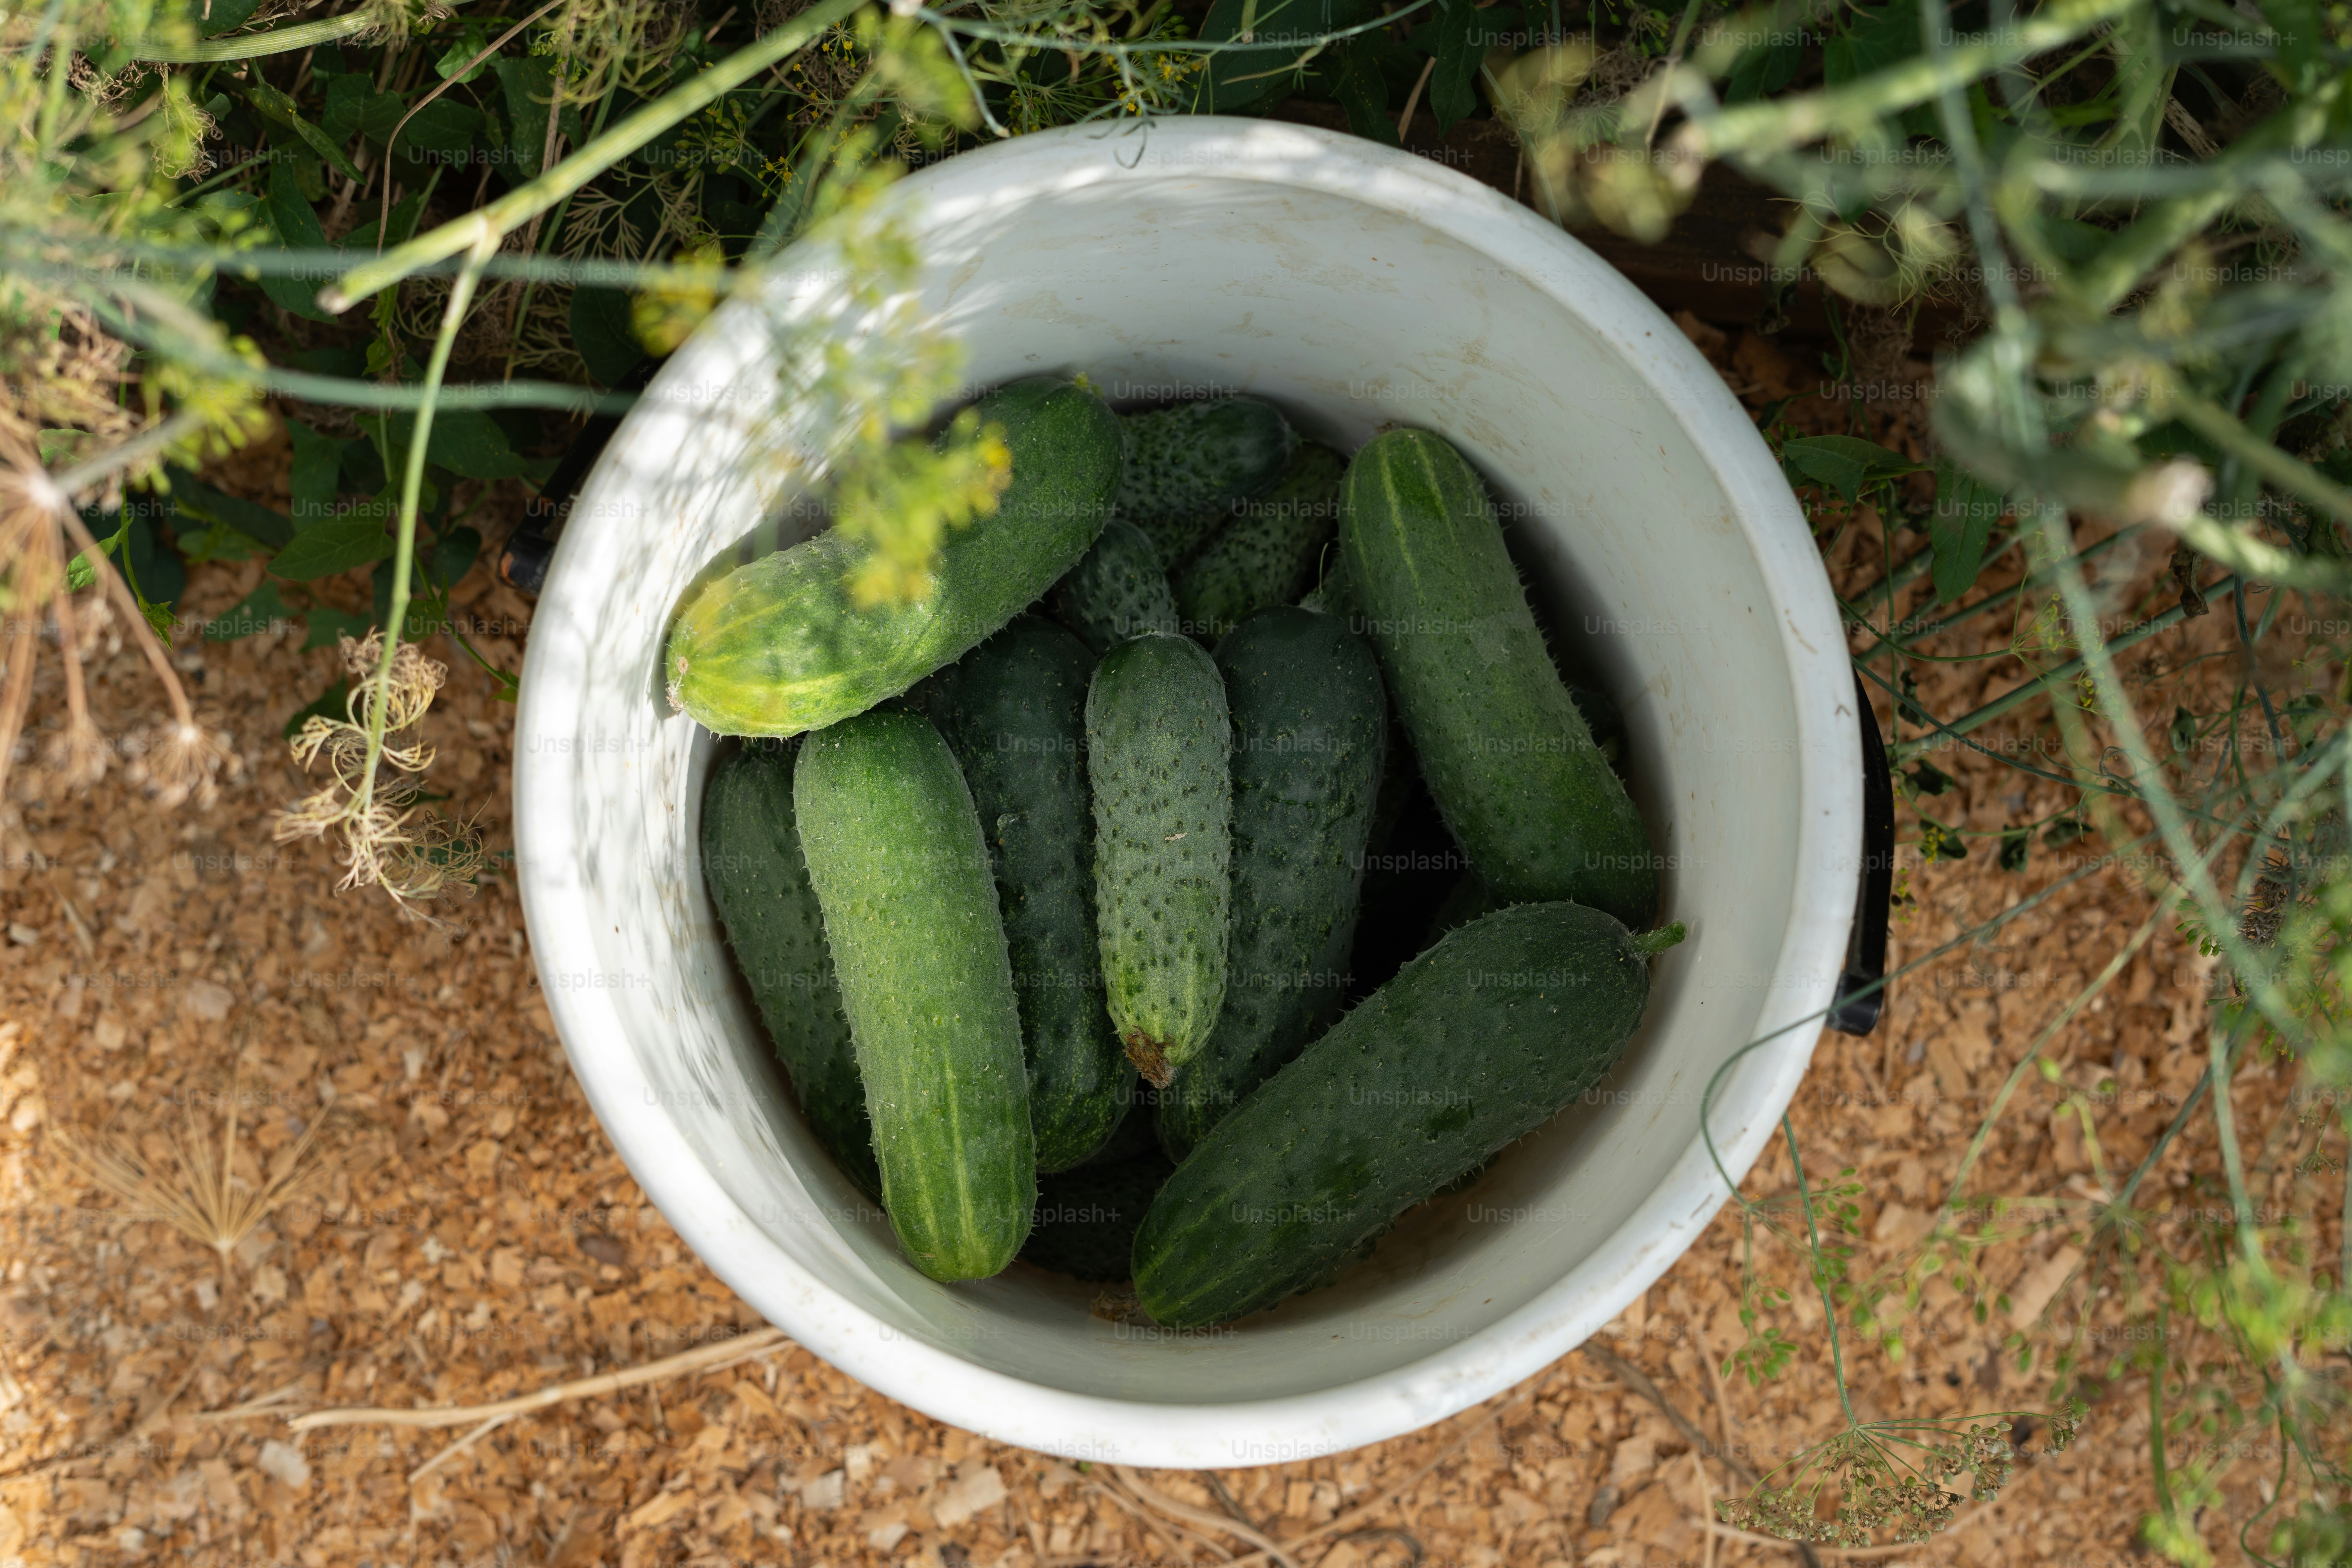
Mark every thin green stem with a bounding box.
[359,241,491,824]
[1938,906,2166,1212]
[2172,390,2352,533]
[322,0,864,310]
[124,4,474,63]
[1885,576,2238,763]
[1679,0,2141,162]
[1783,1114,1859,1428]
[2150,1294,2175,1521]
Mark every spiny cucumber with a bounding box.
[1132,903,1685,1327]
[927,617,1135,1172]
[1171,444,1346,644]
[1050,519,1181,654]
[1117,398,1295,569]
[1085,632,1233,1089]
[1338,428,1657,925]
[1156,606,1385,1161]
[698,740,881,1199]
[793,709,1035,1281]
[667,375,1122,737]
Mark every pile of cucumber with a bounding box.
[673,375,1684,1329]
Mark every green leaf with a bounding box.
[1194,0,1371,112]
[286,418,355,530]
[1998,827,2032,873]
[1329,35,1398,144]
[1724,32,1802,104]
[391,100,485,160]
[305,606,374,650]
[66,551,95,592]
[1782,435,1920,503]
[269,518,395,581]
[199,0,263,36]
[570,287,644,387]
[1918,817,1970,862]
[1428,0,1505,134]
[2168,705,2198,754]
[491,58,582,180]
[2043,816,2087,847]
[372,409,553,482]
[261,160,338,322]
[436,23,497,84]
[320,75,405,149]
[1929,461,2004,604]
[1824,5,1921,85]
[166,466,294,551]
[1907,762,1952,796]
[91,498,186,609]
[430,526,484,592]
[243,79,363,184]
[204,580,297,642]
[285,679,350,741]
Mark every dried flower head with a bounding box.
[275,633,483,921]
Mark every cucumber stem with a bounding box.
[1630,922,1688,958]
[1124,1030,1175,1088]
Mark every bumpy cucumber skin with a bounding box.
[668,376,1122,738]
[793,710,1035,1281]
[1086,633,1233,1088]
[1172,444,1347,643]
[1117,399,1296,568]
[701,742,882,1198]
[1339,429,1657,925]
[1051,519,1181,654]
[1018,1146,1178,1282]
[927,617,1135,1173]
[1156,607,1385,1161]
[1132,902,1654,1327]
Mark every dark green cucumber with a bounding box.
[1117,398,1296,568]
[1171,444,1346,643]
[793,710,1035,1280]
[1018,1147,1178,1282]
[1339,429,1656,924]
[1050,519,1181,654]
[700,741,882,1199]
[668,376,1122,737]
[927,617,1135,1172]
[1157,607,1385,1161]
[1133,903,1684,1327]
[1086,632,1233,1088]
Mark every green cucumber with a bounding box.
[668,375,1122,737]
[1171,444,1346,644]
[1086,632,1233,1089]
[793,709,1035,1280]
[1132,903,1685,1327]
[1339,429,1657,925]
[1050,519,1181,654]
[699,741,881,1199]
[1156,607,1385,1161]
[927,616,1135,1172]
[1018,1146,1178,1282]
[1118,398,1296,568]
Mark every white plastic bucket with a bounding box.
[513,117,1860,1468]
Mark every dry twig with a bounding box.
[284,1326,790,1433]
